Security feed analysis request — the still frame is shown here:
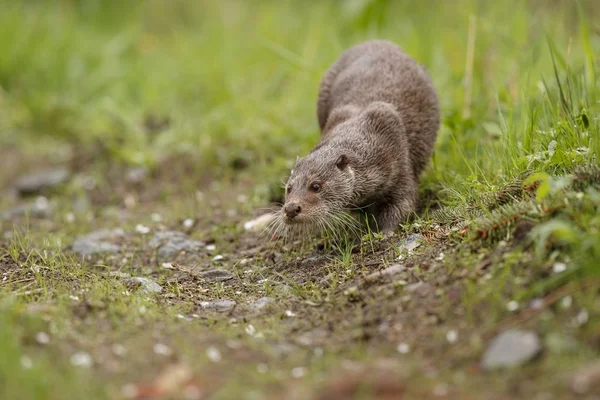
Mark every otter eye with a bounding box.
[310,182,321,193]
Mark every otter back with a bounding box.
[317,40,439,179]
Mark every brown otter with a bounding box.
[278,40,440,236]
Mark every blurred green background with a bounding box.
[1,0,598,201]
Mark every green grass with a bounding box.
[0,0,599,399]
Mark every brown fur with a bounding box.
[281,40,440,234]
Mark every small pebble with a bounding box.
[574,309,589,326]
[397,343,410,354]
[206,346,222,362]
[70,351,93,368]
[182,218,194,228]
[285,310,296,317]
[506,301,519,312]
[153,343,173,356]
[529,298,545,310]
[206,244,216,251]
[135,224,150,234]
[446,330,458,344]
[560,296,573,309]
[291,367,306,378]
[212,254,224,261]
[552,262,567,274]
[162,262,174,269]
[35,332,50,345]
[245,324,256,336]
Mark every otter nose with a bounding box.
[284,202,302,219]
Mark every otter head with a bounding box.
[281,147,355,230]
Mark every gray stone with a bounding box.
[72,229,125,256]
[248,297,275,311]
[397,234,423,253]
[365,264,406,281]
[1,196,52,220]
[199,299,236,312]
[198,269,234,282]
[108,271,131,278]
[405,282,435,297]
[125,166,149,184]
[270,342,297,356]
[482,329,542,370]
[125,277,163,294]
[16,167,70,196]
[148,231,205,259]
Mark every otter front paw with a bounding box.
[372,199,414,234]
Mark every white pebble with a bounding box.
[182,218,194,228]
[245,324,256,336]
[69,295,80,301]
[212,255,224,261]
[153,343,173,356]
[135,224,150,234]
[162,262,174,269]
[35,332,50,345]
[291,367,306,378]
[35,196,49,211]
[397,343,410,354]
[446,330,458,343]
[285,310,296,317]
[506,301,519,312]
[206,244,216,251]
[552,262,567,274]
[435,252,445,261]
[66,213,75,223]
[560,296,572,309]
[575,309,589,326]
[70,351,93,368]
[206,346,222,362]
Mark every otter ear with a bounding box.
[323,105,360,137]
[335,154,349,170]
[362,101,402,135]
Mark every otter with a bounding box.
[279,40,440,235]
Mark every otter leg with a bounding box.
[372,196,415,234]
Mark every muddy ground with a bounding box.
[1,146,599,400]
